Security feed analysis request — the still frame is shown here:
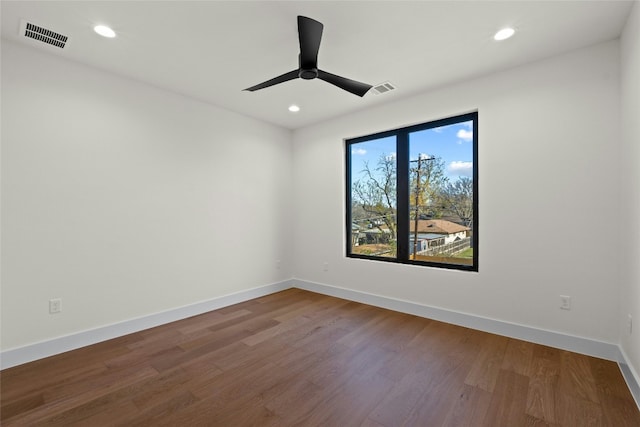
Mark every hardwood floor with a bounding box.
[2,289,639,426]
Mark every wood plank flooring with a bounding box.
[2,289,639,426]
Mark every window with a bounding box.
[346,112,478,271]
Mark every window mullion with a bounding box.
[396,132,409,261]
[345,143,353,257]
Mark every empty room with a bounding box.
[1,1,639,425]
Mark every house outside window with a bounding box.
[346,112,478,271]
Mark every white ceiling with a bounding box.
[1,1,634,129]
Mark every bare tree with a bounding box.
[441,176,474,227]
[352,154,397,239]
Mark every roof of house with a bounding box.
[410,219,470,235]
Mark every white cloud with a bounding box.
[456,129,473,142]
[385,152,397,161]
[432,126,444,133]
[448,161,473,177]
[352,148,367,155]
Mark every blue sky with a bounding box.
[350,121,474,182]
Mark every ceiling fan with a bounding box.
[244,16,372,97]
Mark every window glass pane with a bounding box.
[346,112,477,271]
[408,121,474,266]
[349,136,397,258]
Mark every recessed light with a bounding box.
[94,25,116,38]
[288,105,300,113]
[493,27,515,41]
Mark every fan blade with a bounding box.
[298,16,323,69]
[244,69,299,92]
[317,70,372,97]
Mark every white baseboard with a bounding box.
[3,276,639,411]
[293,279,624,362]
[0,280,294,370]
[619,347,640,410]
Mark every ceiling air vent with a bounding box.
[19,19,68,49]
[371,81,396,95]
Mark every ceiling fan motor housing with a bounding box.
[299,68,318,80]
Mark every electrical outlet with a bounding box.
[276,260,281,270]
[628,314,633,334]
[323,261,329,272]
[49,298,62,314]
[560,295,571,310]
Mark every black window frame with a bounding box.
[345,111,478,272]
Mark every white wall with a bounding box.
[292,40,621,344]
[1,22,634,376]
[0,41,293,351]
[620,1,640,378]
